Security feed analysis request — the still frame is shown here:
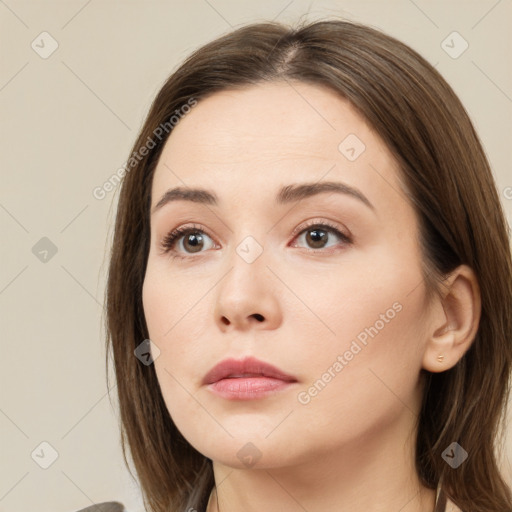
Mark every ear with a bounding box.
[422,264,481,373]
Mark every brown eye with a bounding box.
[181,232,205,253]
[161,226,214,256]
[294,223,351,251]
[305,228,330,249]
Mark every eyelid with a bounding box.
[289,218,351,242]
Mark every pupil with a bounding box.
[186,233,203,252]
[308,229,327,248]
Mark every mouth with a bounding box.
[202,356,298,400]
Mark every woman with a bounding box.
[105,18,512,512]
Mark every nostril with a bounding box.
[252,314,264,322]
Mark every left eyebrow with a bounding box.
[276,181,375,212]
[151,180,375,215]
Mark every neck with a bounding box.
[206,409,436,512]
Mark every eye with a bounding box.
[159,220,352,261]
[290,220,352,252]
[159,224,215,259]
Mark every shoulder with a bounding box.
[74,503,125,512]
[435,483,464,512]
[445,496,464,512]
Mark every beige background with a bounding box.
[1,1,511,511]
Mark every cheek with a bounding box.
[292,259,429,437]
[142,260,204,344]
[294,240,424,361]
[142,263,211,382]
[142,269,213,446]
[280,243,426,354]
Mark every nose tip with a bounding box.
[215,250,282,331]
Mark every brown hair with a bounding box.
[105,18,512,511]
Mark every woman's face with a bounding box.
[142,81,433,469]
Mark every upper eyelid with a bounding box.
[167,219,347,239]
[290,219,349,239]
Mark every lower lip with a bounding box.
[207,377,296,400]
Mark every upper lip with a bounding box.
[202,356,297,385]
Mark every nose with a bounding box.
[214,247,282,332]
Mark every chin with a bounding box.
[190,433,309,471]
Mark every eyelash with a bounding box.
[159,220,352,261]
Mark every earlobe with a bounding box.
[423,327,456,373]
[422,265,481,373]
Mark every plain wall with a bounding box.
[1,1,511,511]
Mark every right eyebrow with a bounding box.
[152,187,218,215]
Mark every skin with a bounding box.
[142,81,480,512]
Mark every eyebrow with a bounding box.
[151,181,375,214]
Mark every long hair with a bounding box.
[105,19,512,511]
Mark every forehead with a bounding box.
[151,81,406,212]
[160,82,379,161]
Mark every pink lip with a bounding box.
[202,356,298,400]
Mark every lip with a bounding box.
[202,356,298,400]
